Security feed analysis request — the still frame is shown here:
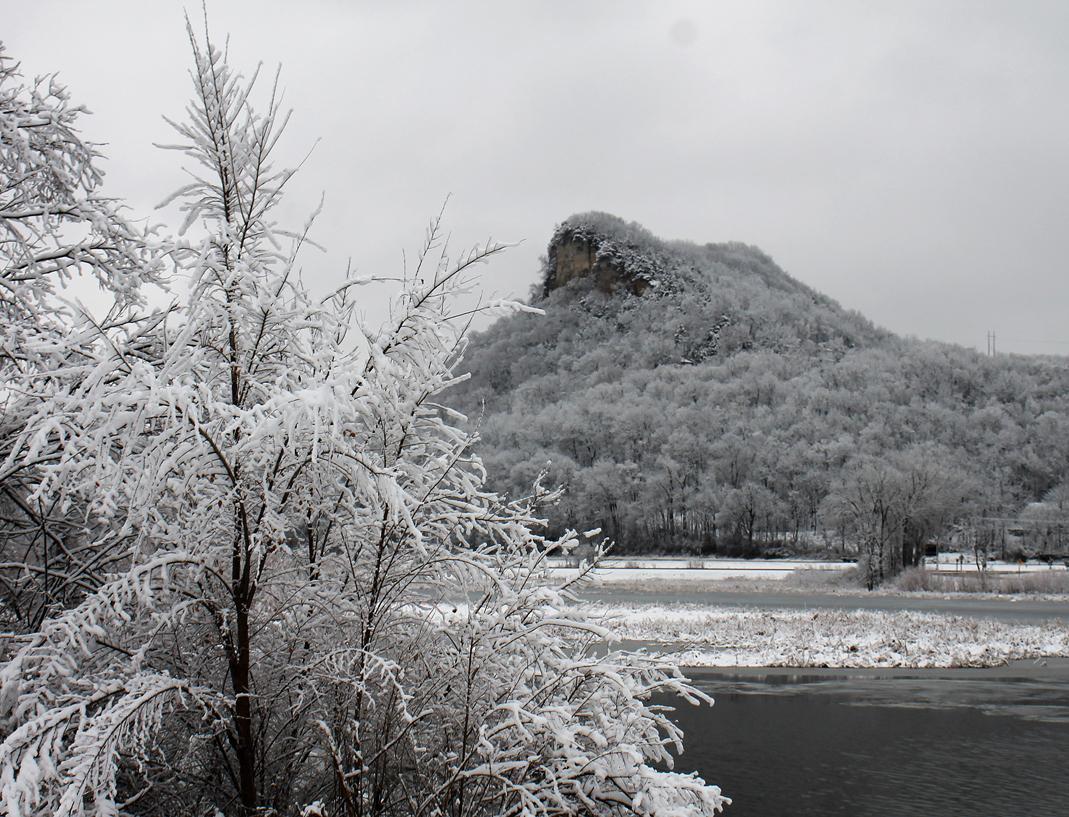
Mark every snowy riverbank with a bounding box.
[585,603,1069,669]
[547,555,1069,594]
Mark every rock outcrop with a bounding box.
[541,213,665,298]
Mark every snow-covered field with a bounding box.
[546,554,1069,589]
[926,552,1067,574]
[548,558,851,583]
[586,603,1069,669]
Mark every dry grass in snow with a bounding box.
[586,604,1069,669]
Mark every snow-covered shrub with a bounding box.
[0,26,727,817]
[893,566,932,592]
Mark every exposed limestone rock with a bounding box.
[545,236,652,297]
[541,213,665,298]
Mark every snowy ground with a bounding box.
[547,558,850,584]
[926,552,1069,574]
[548,555,1067,582]
[545,555,1069,597]
[585,603,1069,669]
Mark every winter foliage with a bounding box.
[0,46,168,631]
[454,213,1069,580]
[0,29,727,817]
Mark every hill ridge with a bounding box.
[453,214,1069,571]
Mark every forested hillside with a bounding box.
[452,213,1069,574]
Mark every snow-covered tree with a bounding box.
[0,27,727,817]
[0,46,165,630]
[822,449,967,588]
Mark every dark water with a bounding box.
[663,666,1069,817]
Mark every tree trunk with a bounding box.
[234,599,257,814]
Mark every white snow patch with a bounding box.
[546,558,852,584]
[585,603,1069,669]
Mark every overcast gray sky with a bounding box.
[8,1,1069,355]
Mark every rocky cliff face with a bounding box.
[540,214,666,298]
[544,235,652,297]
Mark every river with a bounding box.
[586,586,1069,812]
[663,661,1069,816]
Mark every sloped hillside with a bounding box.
[452,213,1069,560]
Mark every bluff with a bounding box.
[451,213,1069,559]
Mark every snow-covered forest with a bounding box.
[0,30,729,817]
[452,213,1069,583]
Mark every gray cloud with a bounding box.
[7,0,1069,353]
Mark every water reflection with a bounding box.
[713,671,1069,723]
[663,667,1069,817]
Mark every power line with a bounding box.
[985,332,1069,354]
